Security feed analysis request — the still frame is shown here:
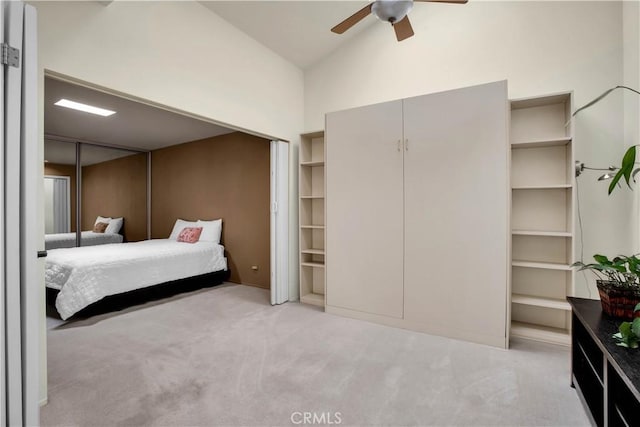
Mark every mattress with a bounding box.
[46,239,228,319]
[45,231,124,250]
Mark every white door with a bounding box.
[403,81,510,348]
[326,101,405,319]
[2,1,40,424]
[270,140,289,305]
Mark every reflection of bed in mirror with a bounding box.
[44,138,150,248]
[45,231,124,250]
[45,216,125,250]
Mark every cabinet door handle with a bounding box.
[405,139,409,151]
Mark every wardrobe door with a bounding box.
[326,100,404,318]
[403,81,509,347]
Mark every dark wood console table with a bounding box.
[568,297,640,426]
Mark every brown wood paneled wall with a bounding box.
[81,153,148,242]
[151,132,270,289]
[44,163,77,232]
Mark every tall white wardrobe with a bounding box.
[325,81,510,348]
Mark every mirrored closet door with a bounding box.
[80,144,148,243]
[44,139,78,249]
[43,139,149,249]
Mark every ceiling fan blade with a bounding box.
[331,3,373,34]
[414,0,469,3]
[393,16,414,42]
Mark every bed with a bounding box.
[46,238,228,320]
[45,231,124,250]
[45,216,125,250]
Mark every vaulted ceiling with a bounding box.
[200,1,373,69]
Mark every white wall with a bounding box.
[624,1,640,251]
[305,1,633,298]
[31,0,305,300]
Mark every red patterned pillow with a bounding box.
[177,227,203,243]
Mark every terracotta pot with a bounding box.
[597,280,640,320]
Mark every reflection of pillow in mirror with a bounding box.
[93,222,109,233]
[105,217,123,234]
[95,216,111,225]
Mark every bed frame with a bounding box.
[46,268,230,319]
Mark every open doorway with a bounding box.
[41,73,289,408]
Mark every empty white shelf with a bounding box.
[301,262,325,268]
[512,184,572,190]
[512,230,572,237]
[301,248,325,255]
[512,260,572,271]
[301,161,325,167]
[512,294,571,311]
[511,136,572,148]
[511,321,570,346]
[300,293,324,307]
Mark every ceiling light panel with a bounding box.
[54,99,116,117]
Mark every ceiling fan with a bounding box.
[331,0,468,42]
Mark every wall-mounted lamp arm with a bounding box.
[575,160,617,177]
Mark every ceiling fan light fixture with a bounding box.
[372,0,414,24]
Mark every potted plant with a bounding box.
[573,254,640,320]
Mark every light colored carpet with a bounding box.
[42,284,589,426]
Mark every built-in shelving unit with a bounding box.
[510,92,574,346]
[299,131,325,308]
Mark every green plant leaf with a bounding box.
[609,168,626,194]
[594,254,612,265]
[635,303,640,312]
[632,318,640,337]
[609,147,638,194]
[620,321,632,336]
[622,146,637,187]
[611,264,628,273]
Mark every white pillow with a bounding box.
[169,219,198,240]
[95,216,112,225]
[197,219,222,244]
[105,217,123,234]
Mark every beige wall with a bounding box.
[81,153,148,242]
[151,132,271,289]
[305,1,634,298]
[44,163,76,232]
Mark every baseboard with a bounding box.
[234,281,270,290]
[326,305,508,349]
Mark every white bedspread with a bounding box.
[46,239,228,319]
[45,231,124,250]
